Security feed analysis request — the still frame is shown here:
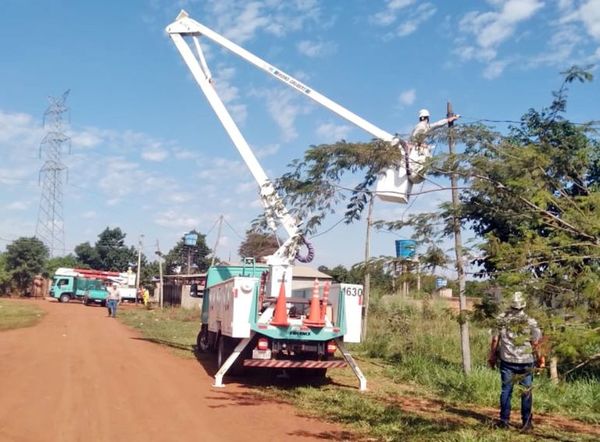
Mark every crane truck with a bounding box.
[166,11,428,391]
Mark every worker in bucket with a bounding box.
[401,109,460,181]
[106,283,121,318]
[488,291,544,431]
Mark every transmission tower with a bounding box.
[35,90,71,257]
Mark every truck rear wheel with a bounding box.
[59,294,71,303]
[196,326,210,353]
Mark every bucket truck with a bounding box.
[166,10,428,390]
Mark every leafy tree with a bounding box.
[44,254,82,277]
[456,66,600,375]
[238,230,280,260]
[74,242,99,268]
[164,230,211,274]
[0,253,12,295]
[5,237,49,295]
[75,227,137,271]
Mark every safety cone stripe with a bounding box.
[242,359,347,368]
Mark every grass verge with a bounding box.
[0,299,45,331]
[117,303,600,442]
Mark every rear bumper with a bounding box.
[242,359,346,369]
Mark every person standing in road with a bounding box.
[106,283,121,318]
[488,291,543,431]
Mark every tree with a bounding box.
[74,242,99,268]
[457,67,600,376]
[44,254,82,277]
[75,227,137,271]
[0,253,12,295]
[238,230,280,260]
[5,237,49,295]
[164,230,211,274]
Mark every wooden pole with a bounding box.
[448,101,471,375]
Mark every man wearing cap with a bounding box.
[106,283,121,318]
[488,292,543,431]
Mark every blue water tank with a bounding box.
[395,239,416,259]
[184,232,198,246]
[435,277,447,289]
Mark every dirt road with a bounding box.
[0,299,350,442]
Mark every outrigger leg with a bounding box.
[336,340,367,391]
[213,336,252,388]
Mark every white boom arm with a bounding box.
[166,11,411,266]
[166,11,396,144]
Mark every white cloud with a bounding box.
[297,40,337,57]
[5,201,28,211]
[396,3,437,37]
[155,209,200,229]
[459,0,544,55]
[255,143,281,158]
[81,210,96,219]
[566,0,600,41]
[213,66,247,124]
[369,0,416,26]
[70,130,102,149]
[254,88,311,142]
[398,88,416,107]
[315,122,353,143]
[203,0,322,44]
[142,149,169,162]
[483,60,509,79]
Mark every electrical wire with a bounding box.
[222,218,244,240]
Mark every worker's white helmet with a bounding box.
[510,291,526,310]
[418,109,430,119]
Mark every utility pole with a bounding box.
[448,101,471,375]
[361,194,374,341]
[136,234,144,292]
[156,239,164,309]
[211,215,224,267]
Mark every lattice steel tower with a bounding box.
[36,90,71,257]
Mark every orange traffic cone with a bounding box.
[270,276,289,327]
[304,278,324,327]
[320,281,330,322]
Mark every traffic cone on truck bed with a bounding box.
[304,279,325,327]
[270,276,289,327]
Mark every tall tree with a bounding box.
[457,67,600,375]
[75,227,137,271]
[5,237,49,295]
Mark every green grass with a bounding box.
[117,302,600,441]
[357,296,600,425]
[0,299,45,331]
[119,306,199,358]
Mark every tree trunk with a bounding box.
[550,357,559,384]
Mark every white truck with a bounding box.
[166,11,423,390]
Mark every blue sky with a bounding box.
[1,0,599,271]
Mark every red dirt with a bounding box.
[0,299,352,442]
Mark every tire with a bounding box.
[59,294,71,303]
[196,326,210,353]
